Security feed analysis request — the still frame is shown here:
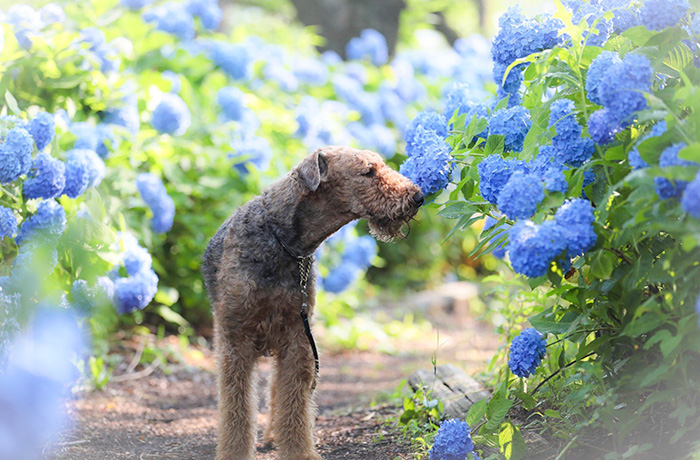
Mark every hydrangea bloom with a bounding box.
[114,269,159,314]
[586,51,622,106]
[428,419,476,460]
[23,153,66,200]
[345,29,388,66]
[65,149,105,188]
[488,105,532,152]
[186,0,222,30]
[230,136,273,174]
[322,262,362,294]
[217,87,246,122]
[61,157,90,199]
[0,127,34,184]
[400,126,453,194]
[491,6,564,66]
[638,0,689,31]
[508,327,547,377]
[136,173,176,233]
[655,143,693,199]
[143,2,195,41]
[27,111,55,151]
[404,111,448,156]
[0,309,85,460]
[497,171,545,220]
[120,0,155,10]
[293,58,329,86]
[70,278,114,312]
[542,166,568,193]
[598,54,654,123]
[508,220,567,277]
[478,155,530,204]
[0,207,17,239]
[443,83,489,136]
[103,104,140,135]
[554,199,597,257]
[72,122,117,158]
[342,235,377,269]
[548,99,595,167]
[152,93,191,135]
[493,62,524,106]
[566,0,614,46]
[15,200,66,246]
[588,109,620,145]
[681,172,700,218]
[210,41,250,80]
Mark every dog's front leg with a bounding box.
[272,337,322,460]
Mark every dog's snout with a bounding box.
[412,190,424,207]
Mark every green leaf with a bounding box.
[515,391,537,411]
[485,398,513,431]
[589,251,614,279]
[466,398,488,427]
[484,135,505,156]
[4,91,20,115]
[544,409,562,419]
[499,422,526,460]
[529,308,579,334]
[155,305,189,327]
[678,143,700,163]
[438,202,473,220]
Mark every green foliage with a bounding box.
[422,4,700,458]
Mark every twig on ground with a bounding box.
[112,357,162,382]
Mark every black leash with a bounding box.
[266,223,320,390]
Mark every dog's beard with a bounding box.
[368,216,410,243]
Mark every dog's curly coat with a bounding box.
[202,146,423,460]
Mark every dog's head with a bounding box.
[294,146,424,242]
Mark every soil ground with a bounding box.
[48,283,501,460]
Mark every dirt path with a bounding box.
[49,284,500,460]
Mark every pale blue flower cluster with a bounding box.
[0,206,17,239]
[143,2,196,41]
[27,111,55,151]
[320,224,377,294]
[555,199,598,257]
[209,41,251,80]
[186,0,223,31]
[548,99,594,167]
[400,125,453,195]
[15,200,66,246]
[442,83,489,137]
[112,233,159,314]
[487,105,531,152]
[152,93,191,135]
[23,153,66,200]
[72,122,117,158]
[508,327,547,377]
[638,0,689,31]
[682,172,700,218]
[0,126,33,184]
[587,52,654,144]
[497,171,545,220]
[217,87,246,122]
[230,136,273,174]
[478,155,528,204]
[655,143,694,199]
[508,220,568,277]
[429,419,478,460]
[136,173,176,233]
[405,111,448,156]
[346,29,388,66]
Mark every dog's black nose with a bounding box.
[413,191,424,207]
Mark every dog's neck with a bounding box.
[262,175,356,257]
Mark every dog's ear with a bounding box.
[297,148,328,191]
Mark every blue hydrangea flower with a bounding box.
[0,127,34,184]
[210,41,250,80]
[322,262,361,294]
[217,87,246,122]
[264,61,299,92]
[588,109,620,145]
[491,6,564,66]
[143,2,195,41]
[118,233,153,276]
[478,155,530,204]
[493,62,524,106]
[0,309,85,460]
[497,171,545,220]
[152,93,191,135]
[114,269,159,314]
[549,99,595,167]
[61,157,90,199]
[429,419,476,460]
[542,166,568,193]
[136,173,176,233]
[70,279,113,312]
[15,200,66,246]
[405,111,448,157]
[120,0,155,10]
[586,51,622,106]
[655,143,693,199]
[681,172,700,218]
[399,126,453,195]
[508,220,567,277]
[508,327,547,377]
[0,207,17,239]
[342,235,377,269]
[23,153,66,200]
[598,54,654,123]
[230,136,273,174]
[27,111,55,151]
[345,29,388,66]
[638,0,689,31]
[103,104,140,135]
[186,0,222,30]
[488,106,532,152]
[5,4,42,30]
[65,149,105,188]
[293,59,329,86]
[567,0,614,46]
[72,123,117,158]
[554,199,597,257]
[443,83,489,136]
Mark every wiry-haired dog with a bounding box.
[202,146,423,460]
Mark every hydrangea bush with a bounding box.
[403,0,700,457]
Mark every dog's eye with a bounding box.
[361,167,375,178]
